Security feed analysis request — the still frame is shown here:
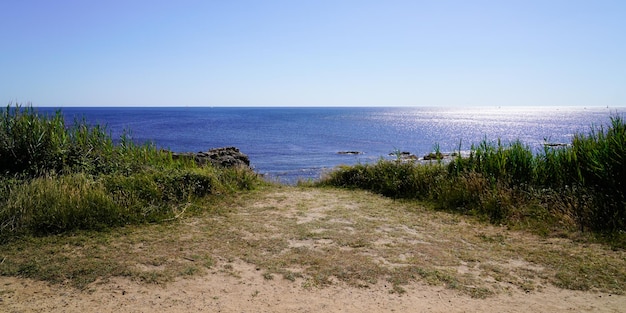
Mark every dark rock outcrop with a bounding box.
[170,147,250,168]
[338,151,363,155]
[388,151,418,161]
[423,152,458,161]
[422,152,444,161]
[388,151,412,157]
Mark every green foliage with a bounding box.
[0,105,70,175]
[322,114,626,239]
[2,174,119,235]
[433,172,488,213]
[320,160,446,199]
[102,167,218,208]
[0,104,261,241]
[448,139,535,185]
[570,116,626,231]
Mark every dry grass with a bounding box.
[1,185,625,298]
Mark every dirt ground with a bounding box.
[1,187,625,312]
[2,266,624,313]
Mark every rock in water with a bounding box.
[171,147,251,168]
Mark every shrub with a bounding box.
[1,174,121,236]
[320,160,446,199]
[448,139,535,186]
[0,104,262,240]
[0,105,70,175]
[323,114,626,236]
[570,116,626,232]
[434,172,488,213]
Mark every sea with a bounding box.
[35,106,625,184]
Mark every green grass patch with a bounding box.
[0,104,262,241]
[320,114,626,244]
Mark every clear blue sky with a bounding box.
[1,0,624,107]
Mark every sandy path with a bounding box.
[2,260,624,313]
[2,187,625,312]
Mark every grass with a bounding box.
[1,185,624,298]
[319,114,626,246]
[0,104,262,241]
[1,103,625,299]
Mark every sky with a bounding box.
[1,0,625,107]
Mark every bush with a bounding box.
[322,114,626,236]
[320,160,446,199]
[103,167,216,205]
[448,139,535,186]
[1,174,121,236]
[0,105,70,175]
[570,116,626,231]
[0,104,262,240]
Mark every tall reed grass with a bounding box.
[0,104,261,241]
[321,115,626,239]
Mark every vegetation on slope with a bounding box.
[0,105,261,241]
[1,104,624,295]
[320,115,626,246]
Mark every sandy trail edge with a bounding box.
[2,260,624,313]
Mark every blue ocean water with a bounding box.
[36,106,625,183]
